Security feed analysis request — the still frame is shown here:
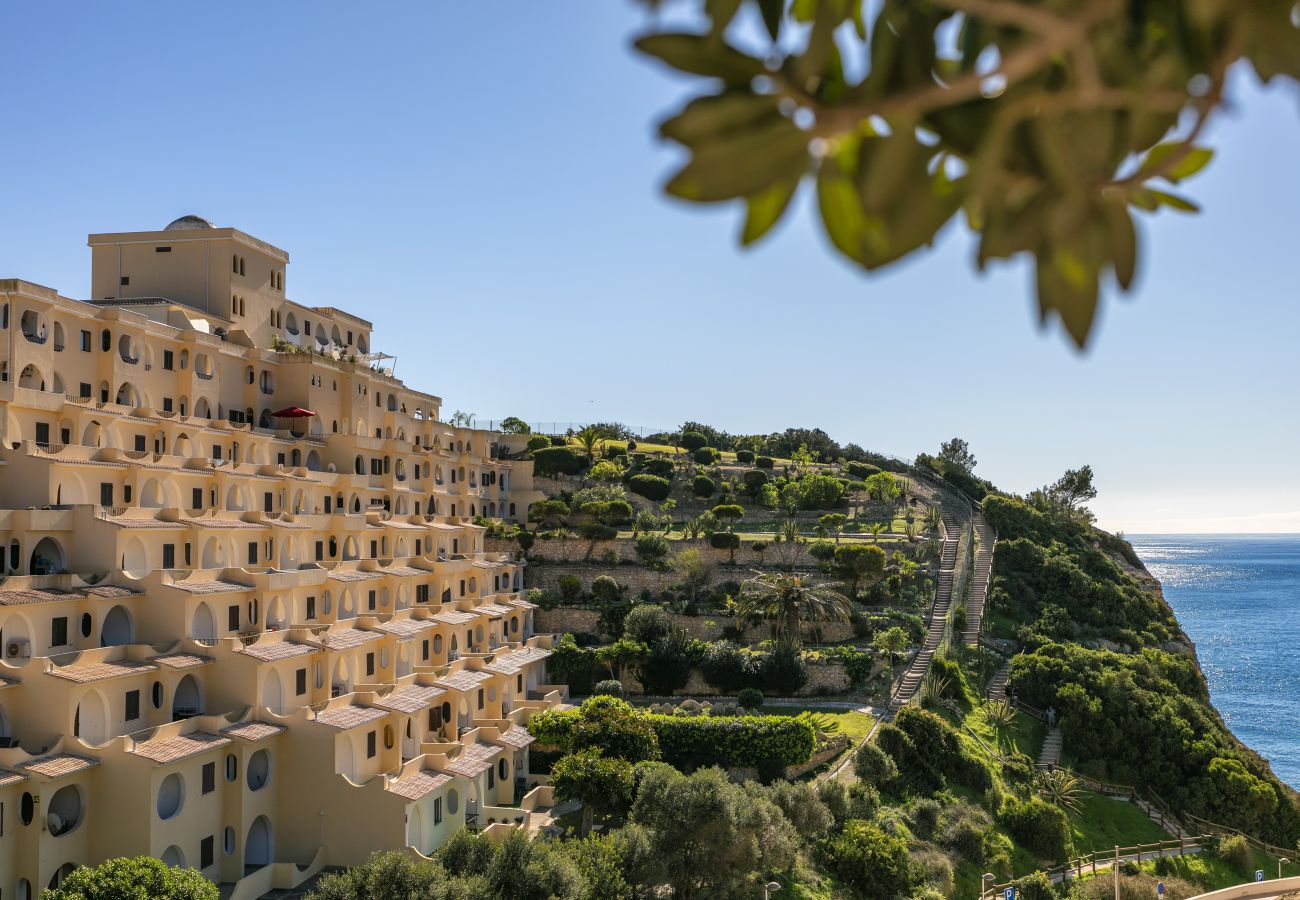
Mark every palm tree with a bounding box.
[734,572,852,647]
[574,426,605,463]
[867,522,887,543]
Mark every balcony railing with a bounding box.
[22,330,47,344]
[196,371,214,380]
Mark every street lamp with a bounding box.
[1280,857,1290,880]
[981,872,996,899]
[763,881,782,899]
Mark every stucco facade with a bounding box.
[0,218,563,899]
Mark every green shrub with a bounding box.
[708,532,740,551]
[1008,871,1055,900]
[572,696,662,763]
[737,687,764,709]
[735,449,755,463]
[741,469,769,496]
[817,820,918,899]
[808,540,837,562]
[628,474,671,501]
[760,644,808,695]
[680,431,708,451]
[591,575,622,604]
[532,446,584,477]
[1215,834,1252,876]
[643,457,674,478]
[998,796,1072,860]
[528,498,571,524]
[756,456,775,469]
[593,679,624,697]
[637,628,695,695]
[845,460,882,479]
[798,472,845,509]
[854,741,899,786]
[526,434,551,452]
[42,856,218,900]
[694,447,720,465]
[622,604,672,645]
[634,533,671,567]
[691,474,716,497]
[515,531,535,552]
[558,575,582,600]
[550,435,568,447]
[579,522,618,542]
[699,642,757,694]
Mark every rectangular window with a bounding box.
[368,590,376,611]
[247,542,257,565]
[202,762,215,794]
[125,689,140,721]
[416,584,429,603]
[80,330,91,352]
[422,639,429,661]
[315,541,324,561]
[277,453,286,466]
[120,275,130,286]
[51,616,68,647]
[228,605,240,631]
[100,483,114,506]
[296,668,307,695]
[477,689,484,710]
[263,492,273,514]
[162,397,173,412]
[370,541,377,558]
[61,426,71,445]
[162,544,175,569]
[35,422,50,446]
[488,766,495,789]
[324,496,332,514]
[367,731,377,759]
[366,652,375,677]
[124,485,132,503]
[306,595,316,619]
[79,381,92,398]
[201,835,214,869]
[433,797,442,825]
[193,488,203,510]
[163,350,174,370]
[155,246,172,253]
[134,435,146,452]
[185,543,192,566]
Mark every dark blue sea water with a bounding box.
[1130,535,1300,789]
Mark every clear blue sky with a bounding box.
[2,3,1298,533]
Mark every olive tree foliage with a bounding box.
[43,857,218,900]
[633,0,1300,347]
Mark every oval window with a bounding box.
[20,791,35,825]
[447,789,459,814]
[151,681,163,709]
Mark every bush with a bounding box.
[694,447,720,465]
[533,446,584,477]
[628,474,671,501]
[708,532,741,558]
[680,431,708,451]
[854,741,899,786]
[558,575,583,600]
[756,456,774,469]
[692,474,716,498]
[818,820,918,899]
[798,472,846,509]
[572,696,662,763]
[643,457,674,478]
[699,641,757,694]
[808,540,837,562]
[845,460,882,479]
[735,449,755,463]
[528,498,571,524]
[579,522,618,542]
[998,796,1072,860]
[550,435,569,447]
[593,679,624,697]
[634,533,671,567]
[42,856,218,900]
[1215,834,1253,876]
[622,604,672,645]
[760,645,808,695]
[526,434,551,452]
[741,469,769,495]
[737,687,764,709]
[637,628,695,695]
[591,575,622,604]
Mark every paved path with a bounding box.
[1036,726,1063,769]
[1049,841,1205,885]
[986,658,1011,701]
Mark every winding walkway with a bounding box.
[888,509,961,715]
[962,514,995,644]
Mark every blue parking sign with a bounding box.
[1256,870,1265,882]
[1004,889,1014,900]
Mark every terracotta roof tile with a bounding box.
[103,516,186,529]
[380,565,427,577]
[0,768,26,787]
[374,618,435,639]
[328,569,382,583]
[180,517,264,530]
[494,726,535,750]
[387,768,452,801]
[314,705,388,730]
[436,668,493,693]
[238,641,316,662]
[49,659,157,683]
[222,721,287,742]
[443,742,498,778]
[320,628,382,651]
[375,684,446,714]
[132,732,231,764]
[84,585,141,599]
[487,647,551,674]
[21,754,101,779]
[150,652,213,670]
[432,609,477,625]
[473,603,513,617]
[0,589,83,606]
[169,579,252,594]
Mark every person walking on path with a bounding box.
[1046,706,1057,727]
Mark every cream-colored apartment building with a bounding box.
[0,217,565,899]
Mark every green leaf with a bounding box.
[634,33,766,85]
[665,118,808,202]
[817,159,871,265]
[1139,142,1214,182]
[1036,251,1100,350]
[659,92,782,146]
[1102,200,1138,291]
[742,176,802,245]
[1148,189,1200,213]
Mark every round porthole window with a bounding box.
[157,773,184,820]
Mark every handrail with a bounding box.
[990,835,1213,895]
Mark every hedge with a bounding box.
[735,449,755,464]
[709,532,741,550]
[628,474,671,501]
[532,446,583,477]
[756,456,775,469]
[643,457,674,478]
[528,710,815,768]
[694,447,720,465]
[692,475,716,498]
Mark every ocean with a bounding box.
[1130,534,1300,789]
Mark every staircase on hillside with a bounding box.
[986,658,1012,702]
[1036,727,1063,770]
[962,514,995,645]
[889,511,961,715]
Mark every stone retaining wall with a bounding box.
[534,601,859,644]
[490,534,905,569]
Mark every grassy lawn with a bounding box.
[956,702,1046,760]
[770,706,877,742]
[1068,792,1171,854]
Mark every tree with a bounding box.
[872,626,910,669]
[43,857,218,900]
[498,416,530,434]
[757,482,780,510]
[632,2,1300,349]
[819,513,846,542]
[791,442,814,474]
[864,471,901,504]
[1037,464,1099,521]
[798,473,845,509]
[552,749,635,836]
[779,481,802,515]
[597,638,649,688]
[735,572,852,647]
[634,532,670,568]
[866,521,887,543]
[679,430,708,451]
[833,543,887,595]
[448,410,474,427]
[622,603,672,645]
[673,547,714,603]
[572,696,661,763]
[710,503,744,531]
[939,438,977,473]
[817,819,918,899]
[574,426,606,463]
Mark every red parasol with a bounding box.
[272,407,316,418]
